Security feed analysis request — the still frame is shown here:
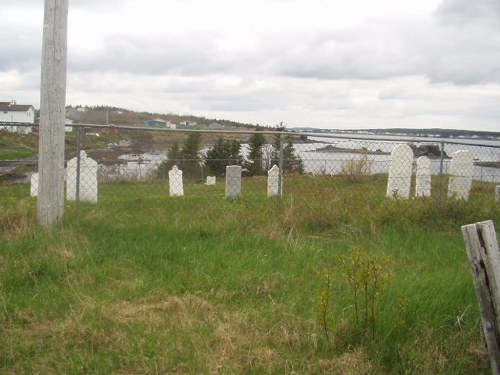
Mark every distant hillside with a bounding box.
[347,128,500,140]
[65,105,257,130]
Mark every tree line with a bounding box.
[158,127,304,179]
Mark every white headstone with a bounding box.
[267,165,282,197]
[415,156,431,197]
[30,173,39,197]
[386,144,413,199]
[67,151,98,203]
[169,165,184,196]
[448,150,473,200]
[206,176,216,185]
[225,165,242,199]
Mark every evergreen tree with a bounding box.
[244,128,266,176]
[157,141,181,178]
[270,125,304,174]
[179,133,202,179]
[204,137,242,176]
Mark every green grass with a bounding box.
[0,176,499,374]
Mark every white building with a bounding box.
[0,101,35,134]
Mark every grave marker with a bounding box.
[169,165,184,196]
[30,173,39,197]
[267,165,281,197]
[415,156,431,197]
[448,150,473,200]
[225,165,241,199]
[67,151,98,203]
[206,176,216,185]
[386,144,413,199]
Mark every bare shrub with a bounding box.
[339,152,372,182]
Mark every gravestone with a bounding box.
[225,165,241,199]
[169,165,184,196]
[267,165,281,197]
[448,150,473,200]
[30,172,39,197]
[206,176,216,185]
[67,151,98,203]
[415,156,431,197]
[496,185,500,202]
[386,144,413,199]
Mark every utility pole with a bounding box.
[38,0,69,225]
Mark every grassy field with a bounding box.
[1,176,499,374]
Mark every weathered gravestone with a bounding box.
[30,172,39,197]
[67,151,98,203]
[225,165,241,199]
[169,165,184,196]
[267,165,282,197]
[386,144,413,199]
[496,185,500,202]
[206,176,216,185]
[415,156,431,197]
[448,150,473,200]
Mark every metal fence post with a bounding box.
[278,131,284,207]
[75,127,81,217]
[438,140,445,210]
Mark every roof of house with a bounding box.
[0,102,34,112]
[146,118,167,123]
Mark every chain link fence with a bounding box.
[1,123,499,210]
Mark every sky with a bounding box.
[1,0,499,131]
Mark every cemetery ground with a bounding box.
[1,175,499,374]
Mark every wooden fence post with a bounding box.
[462,220,500,375]
[38,0,69,225]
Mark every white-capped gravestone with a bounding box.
[448,150,473,200]
[386,144,413,199]
[206,176,216,185]
[169,165,184,196]
[415,156,431,197]
[267,165,282,197]
[30,173,39,197]
[225,165,241,199]
[67,151,98,203]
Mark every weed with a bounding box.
[338,246,394,339]
[339,152,373,182]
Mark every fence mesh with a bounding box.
[1,124,499,210]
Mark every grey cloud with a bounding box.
[267,9,500,86]
[69,32,237,76]
[435,0,500,25]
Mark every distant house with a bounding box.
[0,101,35,134]
[145,118,167,128]
[65,118,74,132]
[208,122,224,130]
[179,121,197,127]
[145,118,175,130]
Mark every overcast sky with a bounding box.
[1,0,499,131]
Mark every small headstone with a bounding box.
[386,144,413,199]
[267,165,282,197]
[415,156,431,197]
[496,185,500,202]
[225,165,242,199]
[206,176,216,185]
[67,151,98,203]
[169,165,184,196]
[30,172,38,197]
[448,150,473,200]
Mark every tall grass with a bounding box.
[0,176,498,374]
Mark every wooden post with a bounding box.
[462,220,500,375]
[38,0,69,225]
